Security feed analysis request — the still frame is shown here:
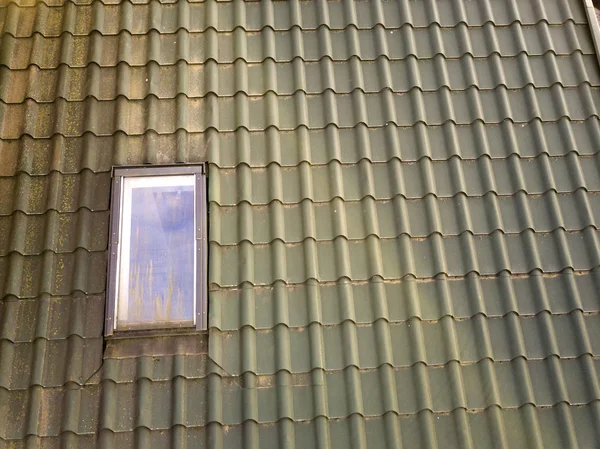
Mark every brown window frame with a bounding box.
[104,164,208,336]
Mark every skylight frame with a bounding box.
[105,164,207,336]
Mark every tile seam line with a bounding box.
[198,400,600,425]
[1,226,596,255]
[2,115,598,140]
[0,19,586,37]
[11,194,600,217]
[0,290,104,301]
[0,0,587,15]
[210,188,600,207]
[208,267,600,289]
[0,293,103,300]
[0,207,106,216]
[2,148,599,176]
[3,356,599,391]
[1,115,597,137]
[209,225,600,247]
[0,0,587,12]
[209,189,600,205]
[0,51,593,71]
[2,402,599,440]
[2,147,598,176]
[211,266,599,284]
[4,116,600,138]
[209,316,600,334]
[1,308,598,346]
[1,264,596,300]
[100,400,600,429]
[1,268,594,299]
[209,309,600,331]
[0,187,596,213]
[0,334,102,344]
[5,228,599,248]
[5,353,595,380]
[1,225,598,254]
[6,82,600,105]
[207,149,598,167]
[1,402,598,439]
[3,83,599,105]
[0,248,106,256]
[0,50,594,73]
[0,195,597,217]
[2,50,596,71]
[2,399,591,431]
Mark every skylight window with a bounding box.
[105,165,207,334]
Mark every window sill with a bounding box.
[112,321,196,334]
[104,328,208,359]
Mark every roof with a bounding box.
[1,0,600,447]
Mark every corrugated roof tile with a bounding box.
[0,210,109,255]
[0,249,107,299]
[1,87,599,139]
[209,155,600,205]
[0,171,110,215]
[3,119,600,175]
[0,24,595,70]
[0,0,589,37]
[210,271,600,330]
[209,230,600,286]
[0,295,104,343]
[208,311,600,374]
[3,54,600,103]
[0,336,103,389]
[2,0,600,447]
[209,191,600,244]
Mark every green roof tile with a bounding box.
[1,0,600,447]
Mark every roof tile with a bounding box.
[209,155,600,205]
[209,191,600,244]
[210,271,600,330]
[208,311,599,374]
[2,87,599,139]
[2,119,600,174]
[0,24,594,70]
[0,0,589,37]
[3,54,600,103]
[2,0,600,447]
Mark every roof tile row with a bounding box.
[209,230,600,286]
[0,335,103,390]
[210,191,600,244]
[3,54,599,103]
[0,0,588,37]
[2,86,599,138]
[209,155,600,204]
[2,229,599,297]
[209,311,600,374]
[0,23,594,69]
[3,189,600,256]
[2,0,600,447]
[0,294,104,342]
[2,119,600,174]
[211,271,600,331]
[2,357,599,437]
[3,404,600,449]
[4,150,598,215]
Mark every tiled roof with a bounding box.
[2,0,600,448]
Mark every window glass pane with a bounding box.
[117,175,195,328]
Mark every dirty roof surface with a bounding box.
[2,0,600,447]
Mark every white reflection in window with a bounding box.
[117,175,196,328]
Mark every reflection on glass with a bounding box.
[117,176,195,328]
